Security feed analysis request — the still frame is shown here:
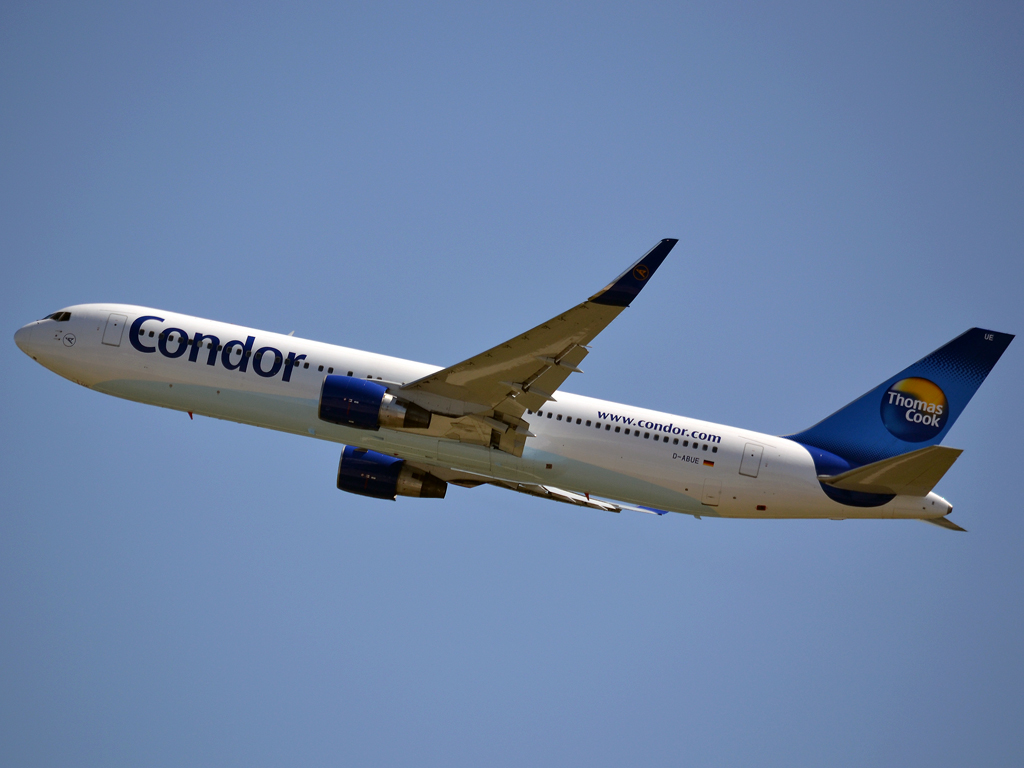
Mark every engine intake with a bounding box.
[337,446,447,500]
[318,375,431,430]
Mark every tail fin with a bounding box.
[788,328,1013,467]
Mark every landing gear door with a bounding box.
[739,443,763,478]
[102,313,128,346]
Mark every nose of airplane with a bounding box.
[14,322,37,355]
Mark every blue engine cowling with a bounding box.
[336,446,447,500]
[318,375,431,430]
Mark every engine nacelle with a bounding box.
[336,446,447,500]
[318,374,432,430]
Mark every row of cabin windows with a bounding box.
[147,332,389,380]
[527,409,719,453]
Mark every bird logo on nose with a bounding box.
[62,334,76,347]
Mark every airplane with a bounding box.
[13,240,1014,531]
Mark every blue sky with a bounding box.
[2,2,1022,765]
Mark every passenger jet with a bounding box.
[14,240,1013,531]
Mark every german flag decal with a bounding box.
[703,460,714,467]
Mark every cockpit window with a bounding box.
[41,311,72,322]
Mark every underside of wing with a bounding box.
[403,461,668,515]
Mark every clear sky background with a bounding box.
[2,2,1022,765]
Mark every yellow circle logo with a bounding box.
[880,377,948,442]
[632,265,650,281]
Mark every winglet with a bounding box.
[589,239,678,307]
[639,505,671,516]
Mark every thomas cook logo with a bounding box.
[880,377,947,442]
[632,264,650,281]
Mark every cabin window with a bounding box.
[605,424,610,430]
[614,426,620,433]
[303,362,309,368]
[318,365,324,372]
[576,418,581,425]
[348,371,353,376]
[556,414,562,421]
[586,420,591,427]
[702,444,708,451]
[712,446,718,453]
[328,367,334,373]
[547,412,552,418]
[644,432,649,439]
[673,438,679,445]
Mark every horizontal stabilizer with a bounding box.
[820,445,962,496]
[921,516,967,532]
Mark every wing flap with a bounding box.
[820,445,963,496]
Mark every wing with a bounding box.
[405,461,669,516]
[396,239,677,453]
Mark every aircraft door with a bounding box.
[739,443,763,478]
[102,313,128,346]
[701,479,721,506]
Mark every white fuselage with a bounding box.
[15,304,953,521]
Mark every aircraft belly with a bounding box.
[94,378,320,432]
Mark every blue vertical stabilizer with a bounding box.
[787,328,1013,468]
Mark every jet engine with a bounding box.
[318,374,431,430]
[336,445,447,500]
